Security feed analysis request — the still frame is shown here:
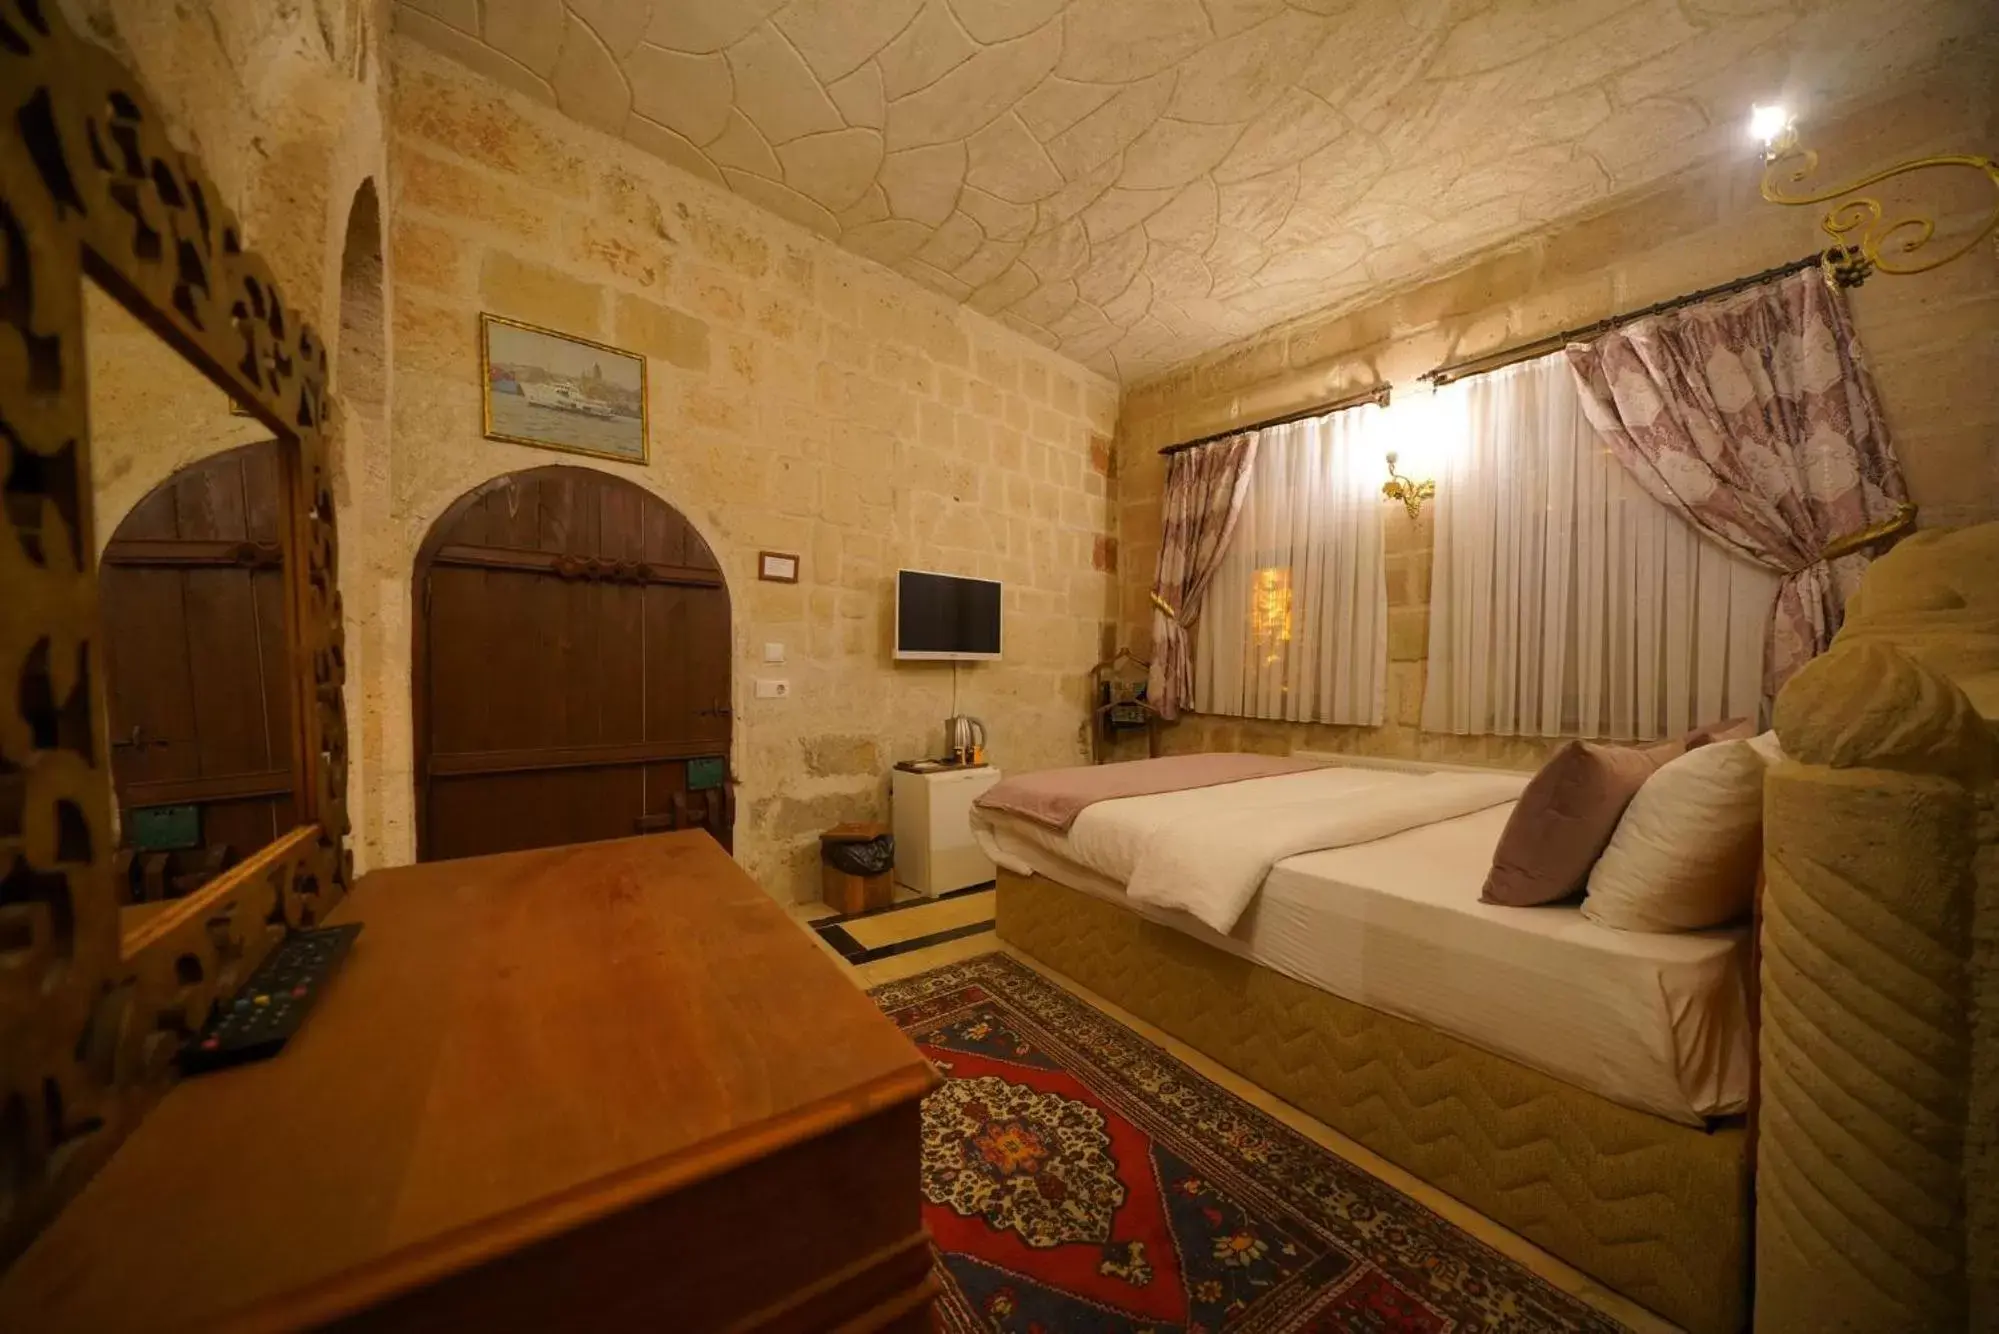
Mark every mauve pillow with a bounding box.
[1480,739,1686,907]
[1686,717,1756,746]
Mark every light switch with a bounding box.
[763,642,785,663]
[754,679,790,699]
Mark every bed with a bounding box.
[983,522,1998,1334]
[979,769,1751,1127]
[977,762,1753,1334]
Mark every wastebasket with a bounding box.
[819,822,894,915]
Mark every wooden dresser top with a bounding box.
[0,833,934,1332]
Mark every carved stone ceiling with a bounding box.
[395,0,1983,379]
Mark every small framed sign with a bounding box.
[129,804,200,852]
[758,551,799,583]
[687,756,727,791]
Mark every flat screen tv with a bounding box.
[895,569,1002,661]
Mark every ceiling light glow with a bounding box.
[1749,104,1792,145]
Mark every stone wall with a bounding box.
[84,284,272,553]
[1111,56,1998,768]
[381,41,1119,898]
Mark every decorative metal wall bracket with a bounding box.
[1760,124,1999,287]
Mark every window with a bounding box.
[1418,353,1779,740]
[1193,406,1387,725]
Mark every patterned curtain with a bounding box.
[1148,434,1259,720]
[1564,269,1911,695]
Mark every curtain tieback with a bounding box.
[1150,591,1180,620]
[1785,501,1917,575]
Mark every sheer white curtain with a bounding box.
[1420,353,1778,740]
[1193,405,1387,724]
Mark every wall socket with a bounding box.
[754,679,790,699]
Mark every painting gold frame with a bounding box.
[2,4,349,1263]
[479,313,650,466]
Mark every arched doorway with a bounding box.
[412,466,733,862]
[99,440,297,891]
[334,178,383,513]
[334,178,385,870]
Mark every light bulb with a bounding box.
[1748,103,1791,146]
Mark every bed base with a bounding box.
[996,869,1750,1334]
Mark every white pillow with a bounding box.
[1583,737,1766,932]
[1746,728,1785,765]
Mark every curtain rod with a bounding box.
[1157,384,1392,457]
[1419,253,1825,388]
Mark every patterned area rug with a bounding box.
[871,954,1624,1333]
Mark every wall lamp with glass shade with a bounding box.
[1381,452,1434,521]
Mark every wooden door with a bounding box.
[414,467,733,862]
[99,441,298,892]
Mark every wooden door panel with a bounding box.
[424,565,496,756]
[428,770,644,860]
[101,565,201,785]
[429,571,652,757]
[533,469,584,554]
[99,440,297,896]
[642,499,687,568]
[251,569,293,766]
[418,466,731,863]
[642,586,699,746]
[482,474,544,551]
[182,565,286,776]
[596,479,645,563]
[569,581,644,747]
[643,586,730,748]
[111,482,179,541]
[602,580,646,741]
[169,452,249,541]
[239,444,285,544]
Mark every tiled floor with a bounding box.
[804,884,997,965]
[791,888,1682,1334]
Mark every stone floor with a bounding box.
[791,890,1682,1334]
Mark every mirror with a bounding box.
[83,281,303,945]
[2,13,349,1260]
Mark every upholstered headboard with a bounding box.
[1756,522,1998,1332]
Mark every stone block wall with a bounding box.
[1111,56,1998,768]
[380,41,1119,898]
[84,286,274,552]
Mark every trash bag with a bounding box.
[824,834,895,877]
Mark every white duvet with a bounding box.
[1123,771,1527,931]
[975,765,1532,933]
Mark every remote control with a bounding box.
[180,924,362,1074]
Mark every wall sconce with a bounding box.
[1755,104,1999,287]
[1382,452,1434,521]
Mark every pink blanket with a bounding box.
[975,754,1325,831]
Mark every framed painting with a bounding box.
[481,314,649,464]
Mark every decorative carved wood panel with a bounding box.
[414,467,733,862]
[1,1,349,1263]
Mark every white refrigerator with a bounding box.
[891,766,1003,897]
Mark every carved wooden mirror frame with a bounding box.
[2,1,350,1262]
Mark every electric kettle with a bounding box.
[946,715,988,765]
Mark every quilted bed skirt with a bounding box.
[995,869,1751,1334]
